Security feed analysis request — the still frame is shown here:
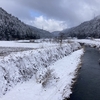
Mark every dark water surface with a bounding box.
[68,47,100,100]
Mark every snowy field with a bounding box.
[0,49,84,100]
[0,40,59,48]
[0,40,61,56]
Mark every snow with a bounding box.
[0,49,84,100]
[0,40,84,100]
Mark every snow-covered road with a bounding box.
[0,49,84,100]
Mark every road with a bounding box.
[68,47,100,100]
[0,47,33,56]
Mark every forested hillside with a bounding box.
[62,16,100,39]
[0,7,53,40]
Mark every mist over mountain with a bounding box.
[0,7,53,40]
[62,16,100,39]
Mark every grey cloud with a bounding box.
[0,0,100,28]
[0,0,33,21]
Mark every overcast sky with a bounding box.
[0,0,100,32]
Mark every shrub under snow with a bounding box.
[0,42,81,97]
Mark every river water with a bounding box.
[68,47,100,100]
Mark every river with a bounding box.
[68,47,100,100]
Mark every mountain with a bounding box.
[52,31,60,37]
[62,16,100,39]
[0,7,53,40]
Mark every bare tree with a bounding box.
[58,32,64,46]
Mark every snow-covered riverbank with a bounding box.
[71,39,100,48]
[0,49,84,100]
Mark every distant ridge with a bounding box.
[62,16,100,39]
[51,31,60,36]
